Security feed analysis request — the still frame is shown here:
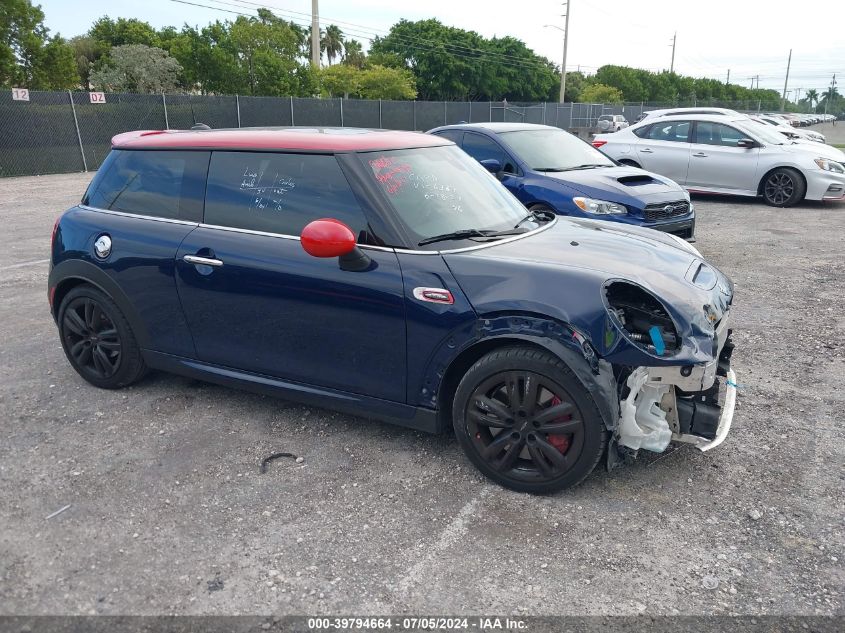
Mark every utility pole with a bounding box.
[544,2,571,104]
[669,32,676,73]
[310,0,320,70]
[726,69,730,85]
[794,87,802,109]
[824,74,837,116]
[780,48,792,112]
[561,1,571,103]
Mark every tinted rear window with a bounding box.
[84,150,209,222]
[204,152,368,237]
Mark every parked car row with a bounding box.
[593,108,845,207]
[49,121,738,493]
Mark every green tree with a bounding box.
[323,24,343,65]
[89,44,182,93]
[341,38,365,68]
[89,17,159,48]
[370,19,555,101]
[579,83,623,103]
[358,65,416,100]
[805,88,819,110]
[0,0,79,89]
[69,35,100,89]
[320,63,360,98]
[563,70,585,102]
[229,9,305,95]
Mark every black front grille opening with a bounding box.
[643,200,690,221]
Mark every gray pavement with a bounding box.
[0,173,843,616]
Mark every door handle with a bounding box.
[183,254,223,267]
[692,152,708,157]
[640,148,654,153]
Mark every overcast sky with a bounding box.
[39,0,844,95]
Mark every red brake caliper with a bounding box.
[546,395,571,454]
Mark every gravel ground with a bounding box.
[0,172,843,617]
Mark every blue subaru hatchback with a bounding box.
[428,122,696,240]
[49,127,735,493]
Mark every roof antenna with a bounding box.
[188,99,210,130]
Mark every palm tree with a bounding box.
[805,88,819,112]
[303,25,326,63]
[323,25,344,65]
[342,39,366,69]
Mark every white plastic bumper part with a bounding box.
[695,369,737,452]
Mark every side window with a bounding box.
[204,151,368,237]
[645,121,691,143]
[694,122,746,147]
[433,130,463,144]
[462,132,504,165]
[632,124,652,138]
[84,150,209,221]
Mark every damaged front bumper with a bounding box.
[615,325,736,455]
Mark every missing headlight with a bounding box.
[605,281,679,355]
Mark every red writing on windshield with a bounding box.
[369,156,412,195]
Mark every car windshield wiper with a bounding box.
[513,208,556,229]
[417,228,526,247]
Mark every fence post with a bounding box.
[413,101,417,130]
[444,101,447,125]
[68,91,88,173]
[467,101,472,123]
[542,102,547,125]
[379,99,382,128]
[235,94,241,128]
[162,93,169,129]
[290,96,295,126]
[569,102,573,129]
[489,101,492,122]
[339,97,344,127]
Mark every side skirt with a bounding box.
[142,350,441,434]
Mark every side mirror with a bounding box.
[300,219,371,272]
[479,158,502,173]
[736,138,758,148]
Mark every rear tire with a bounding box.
[58,285,147,389]
[452,346,607,494]
[761,168,805,207]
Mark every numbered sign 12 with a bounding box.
[89,92,106,104]
[12,88,30,101]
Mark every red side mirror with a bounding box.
[300,219,356,258]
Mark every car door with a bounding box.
[461,131,526,201]
[634,120,693,184]
[685,122,761,194]
[175,150,407,402]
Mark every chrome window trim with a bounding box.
[79,204,198,226]
[82,204,556,255]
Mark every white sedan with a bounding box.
[592,114,845,207]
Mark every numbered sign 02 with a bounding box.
[12,88,30,101]
[89,92,106,104]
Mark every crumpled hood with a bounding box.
[442,218,733,366]
[539,165,687,204]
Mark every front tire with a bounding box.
[58,285,147,389]
[452,346,607,493]
[761,168,805,207]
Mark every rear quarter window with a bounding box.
[84,150,209,222]
[204,151,368,237]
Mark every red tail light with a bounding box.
[51,216,60,250]
[591,140,607,148]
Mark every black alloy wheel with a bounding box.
[62,296,122,379]
[58,285,147,389]
[453,347,606,493]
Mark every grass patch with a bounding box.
[833,143,845,149]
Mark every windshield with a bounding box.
[737,120,786,145]
[364,145,538,248]
[499,128,615,171]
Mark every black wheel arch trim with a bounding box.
[49,259,152,350]
[430,313,619,434]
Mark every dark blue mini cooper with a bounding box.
[428,122,696,240]
[49,127,736,493]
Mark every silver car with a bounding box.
[592,114,845,207]
[596,114,629,132]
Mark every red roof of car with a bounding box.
[111,127,451,152]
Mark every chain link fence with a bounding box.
[0,91,788,178]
